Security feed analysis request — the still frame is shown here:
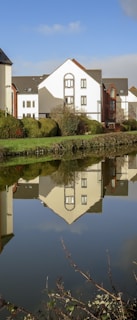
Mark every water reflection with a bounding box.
[0,152,137,310]
[0,154,137,244]
[0,186,14,252]
[9,154,137,224]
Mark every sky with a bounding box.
[1,0,137,87]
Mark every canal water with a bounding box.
[0,151,137,315]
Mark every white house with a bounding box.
[38,58,102,121]
[10,55,137,125]
[0,48,12,116]
[12,75,47,119]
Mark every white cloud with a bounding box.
[12,58,63,75]
[120,0,137,19]
[37,21,82,35]
[30,220,88,234]
[84,54,137,87]
[13,54,137,88]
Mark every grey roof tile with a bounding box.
[86,69,102,84]
[103,78,128,95]
[12,75,48,94]
[72,58,102,84]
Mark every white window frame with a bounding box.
[65,196,74,204]
[81,195,87,205]
[81,96,87,106]
[81,178,87,188]
[65,79,74,88]
[81,79,87,88]
[65,96,74,105]
[27,101,31,108]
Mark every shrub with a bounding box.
[0,113,23,138]
[60,112,79,136]
[122,119,137,131]
[77,115,104,134]
[0,110,6,118]
[39,118,58,137]
[51,106,80,136]
[20,117,41,138]
[120,124,128,132]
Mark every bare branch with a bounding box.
[61,238,118,301]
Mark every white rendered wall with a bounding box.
[39,59,101,121]
[17,94,39,119]
[0,64,12,114]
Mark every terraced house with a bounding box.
[0,48,137,126]
[12,75,47,119]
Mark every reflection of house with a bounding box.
[10,154,137,225]
[0,186,14,253]
[13,177,39,199]
[39,163,103,224]
[115,154,137,181]
[104,154,137,196]
[104,156,128,196]
[105,179,128,196]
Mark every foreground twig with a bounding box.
[133,261,137,283]
[0,295,37,320]
[106,249,117,295]
[61,238,118,301]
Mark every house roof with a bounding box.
[86,69,102,84]
[72,58,102,84]
[129,86,137,97]
[0,233,14,253]
[12,75,48,94]
[0,48,12,65]
[13,183,39,199]
[102,78,128,96]
[72,58,86,71]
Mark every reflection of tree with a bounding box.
[51,160,79,185]
[50,157,101,186]
[21,160,59,180]
[0,166,22,191]
[0,155,101,191]
[0,161,59,191]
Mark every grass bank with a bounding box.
[0,135,94,152]
[1,131,137,162]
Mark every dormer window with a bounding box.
[24,88,32,92]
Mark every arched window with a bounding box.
[64,73,74,88]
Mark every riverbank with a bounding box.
[0,131,137,159]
